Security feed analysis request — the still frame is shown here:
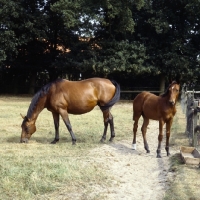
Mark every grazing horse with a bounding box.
[132,81,180,158]
[20,78,120,144]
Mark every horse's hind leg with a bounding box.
[100,110,115,142]
[108,112,115,142]
[141,117,150,153]
[132,117,139,150]
[51,112,60,144]
[132,97,143,150]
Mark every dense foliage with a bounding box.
[0,0,199,93]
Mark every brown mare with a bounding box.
[20,78,120,144]
[132,81,180,158]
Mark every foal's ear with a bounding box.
[20,113,25,119]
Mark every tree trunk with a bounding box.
[159,74,165,95]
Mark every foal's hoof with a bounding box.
[109,137,114,142]
[156,154,162,158]
[100,138,106,143]
[72,141,76,145]
[132,144,136,150]
[146,150,150,153]
[167,153,171,156]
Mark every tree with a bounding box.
[131,0,200,83]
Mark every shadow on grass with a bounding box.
[108,141,139,155]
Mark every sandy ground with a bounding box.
[45,120,178,200]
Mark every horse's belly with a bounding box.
[67,102,97,115]
[142,103,160,120]
[68,107,95,115]
[143,111,159,120]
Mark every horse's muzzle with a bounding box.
[169,100,175,106]
[20,138,29,143]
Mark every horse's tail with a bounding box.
[99,80,120,111]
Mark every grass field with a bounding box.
[0,96,199,200]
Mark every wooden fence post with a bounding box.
[192,100,199,147]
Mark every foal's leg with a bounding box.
[59,109,77,145]
[165,119,173,156]
[156,120,165,158]
[100,110,114,142]
[141,117,150,153]
[132,117,139,150]
[51,112,60,144]
[132,100,142,150]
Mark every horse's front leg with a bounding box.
[51,112,60,144]
[165,119,173,156]
[157,120,165,158]
[59,109,76,145]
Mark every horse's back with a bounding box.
[66,78,116,102]
[47,78,116,114]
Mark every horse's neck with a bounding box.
[28,97,46,122]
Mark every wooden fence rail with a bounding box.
[120,90,161,100]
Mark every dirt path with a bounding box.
[86,120,177,200]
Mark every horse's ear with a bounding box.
[20,113,25,119]
[20,114,30,122]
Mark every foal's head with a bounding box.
[167,81,180,106]
[20,114,36,143]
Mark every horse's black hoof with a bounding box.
[146,150,150,153]
[167,153,170,156]
[51,139,59,144]
[157,154,162,158]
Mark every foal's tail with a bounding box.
[99,80,120,111]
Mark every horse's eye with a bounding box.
[25,126,29,133]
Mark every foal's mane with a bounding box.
[26,79,63,118]
[160,81,178,97]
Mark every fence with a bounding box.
[181,84,200,150]
[120,88,161,100]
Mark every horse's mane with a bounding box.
[160,81,178,97]
[26,79,63,118]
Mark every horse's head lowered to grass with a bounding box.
[20,114,36,143]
